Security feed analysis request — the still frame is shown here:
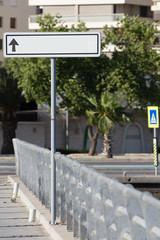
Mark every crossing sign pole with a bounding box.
[147,106,159,175]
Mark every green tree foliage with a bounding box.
[58,55,110,116]
[6,14,160,155]
[6,14,110,155]
[86,92,130,156]
[7,14,110,116]
[6,14,68,105]
[103,15,160,107]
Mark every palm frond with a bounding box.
[88,95,98,108]
[86,91,130,134]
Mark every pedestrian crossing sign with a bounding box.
[147,106,159,128]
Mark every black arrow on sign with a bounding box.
[9,38,19,52]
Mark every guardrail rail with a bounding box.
[13,138,160,240]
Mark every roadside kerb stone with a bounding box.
[67,153,155,162]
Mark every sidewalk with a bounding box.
[7,176,77,240]
[0,180,53,239]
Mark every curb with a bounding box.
[8,176,77,240]
[67,153,155,162]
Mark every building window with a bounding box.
[0,39,3,50]
[10,17,16,28]
[10,0,16,6]
[140,6,153,18]
[140,6,147,17]
[0,17,2,27]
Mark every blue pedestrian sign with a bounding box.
[147,106,159,128]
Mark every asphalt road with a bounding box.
[0,154,158,179]
[0,157,16,182]
[77,159,159,176]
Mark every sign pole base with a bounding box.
[155,167,158,176]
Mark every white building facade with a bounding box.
[151,0,160,30]
[28,0,153,31]
[152,0,160,11]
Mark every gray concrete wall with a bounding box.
[38,110,155,154]
[0,121,45,150]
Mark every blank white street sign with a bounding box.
[3,31,101,225]
[4,32,101,58]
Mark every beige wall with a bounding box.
[43,4,114,16]
[79,5,113,15]
[44,6,75,16]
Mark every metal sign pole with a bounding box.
[51,58,56,224]
[153,128,158,175]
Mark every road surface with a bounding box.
[0,156,16,182]
[76,158,159,176]
[0,154,158,179]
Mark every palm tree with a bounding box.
[0,67,23,154]
[86,91,130,157]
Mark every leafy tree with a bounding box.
[6,14,68,105]
[58,55,110,116]
[7,14,111,154]
[103,15,160,107]
[0,66,23,153]
[86,92,130,156]
[7,14,94,106]
[7,14,159,155]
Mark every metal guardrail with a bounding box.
[13,138,160,240]
[13,138,51,207]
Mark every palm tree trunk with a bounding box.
[88,125,98,156]
[102,133,112,158]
